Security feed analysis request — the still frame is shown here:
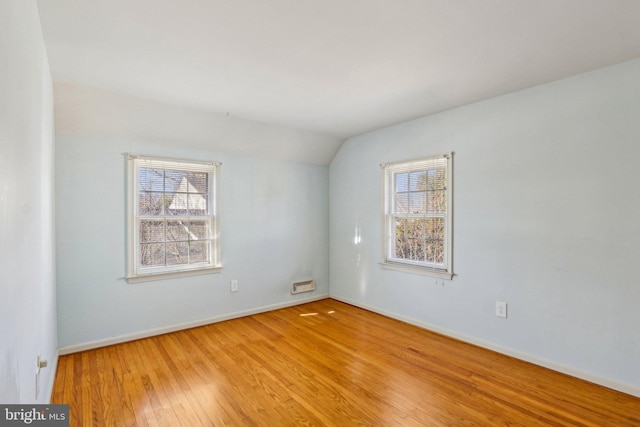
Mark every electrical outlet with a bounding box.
[230,279,238,292]
[495,301,507,318]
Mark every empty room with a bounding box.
[2,0,640,425]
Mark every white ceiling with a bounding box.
[37,0,640,140]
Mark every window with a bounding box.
[127,155,221,283]
[382,153,453,279]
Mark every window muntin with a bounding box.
[128,155,221,282]
[382,154,452,278]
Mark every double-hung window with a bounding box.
[382,153,453,279]
[127,155,221,283]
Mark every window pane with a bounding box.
[409,192,427,214]
[139,168,164,192]
[189,220,210,240]
[165,171,209,215]
[189,241,208,263]
[428,190,447,213]
[425,239,444,264]
[166,193,186,215]
[425,217,445,264]
[140,220,165,243]
[166,242,189,265]
[395,193,409,214]
[165,170,188,193]
[409,170,426,191]
[394,218,407,259]
[395,172,409,192]
[140,243,165,267]
[166,220,189,241]
[425,217,444,240]
[188,172,208,193]
[139,192,165,215]
[428,167,446,190]
[395,218,427,261]
[188,193,208,215]
[411,218,426,262]
[394,217,446,263]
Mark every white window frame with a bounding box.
[381,153,453,279]
[127,154,222,283]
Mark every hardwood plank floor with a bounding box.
[51,299,640,426]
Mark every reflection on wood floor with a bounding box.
[52,299,640,426]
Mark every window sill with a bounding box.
[127,265,223,284]
[380,261,453,280]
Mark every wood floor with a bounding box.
[51,299,640,426]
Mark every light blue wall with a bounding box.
[0,0,57,403]
[329,59,640,392]
[56,136,329,348]
[51,44,640,395]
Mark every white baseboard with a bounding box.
[329,294,640,399]
[59,293,329,355]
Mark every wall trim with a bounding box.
[58,294,329,355]
[329,294,640,399]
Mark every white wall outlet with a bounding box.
[496,301,507,318]
[37,354,48,369]
[230,279,238,292]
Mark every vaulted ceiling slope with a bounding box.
[38,1,640,148]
